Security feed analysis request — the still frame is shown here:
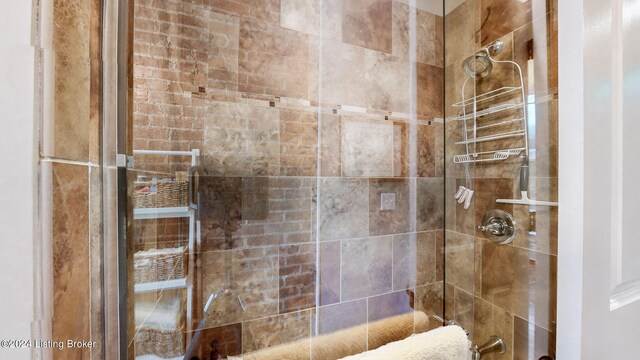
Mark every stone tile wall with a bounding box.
[131,0,445,359]
[444,0,558,358]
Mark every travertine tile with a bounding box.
[368,290,414,322]
[513,316,556,360]
[417,62,444,118]
[341,116,394,177]
[51,163,90,360]
[316,299,367,335]
[416,9,438,66]
[418,124,437,177]
[312,300,367,359]
[53,0,92,162]
[319,241,341,305]
[444,231,475,293]
[481,241,557,329]
[475,32,515,95]
[369,178,410,236]
[318,178,369,241]
[513,13,558,98]
[416,178,444,231]
[319,40,367,107]
[391,1,410,59]
[341,236,393,300]
[238,19,309,99]
[480,0,532,45]
[280,0,319,35]
[414,282,450,332]
[393,232,437,291]
[242,310,311,355]
[319,113,342,176]
[474,297,513,360]
[342,0,392,53]
[202,247,279,327]
[444,0,478,65]
[454,287,475,336]
[203,100,280,176]
[365,50,411,113]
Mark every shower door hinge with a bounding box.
[116,154,135,169]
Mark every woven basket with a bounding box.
[133,180,188,209]
[134,247,186,284]
[135,326,184,358]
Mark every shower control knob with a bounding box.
[478,209,516,245]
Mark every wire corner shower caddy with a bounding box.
[452,40,558,207]
[452,40,528,165]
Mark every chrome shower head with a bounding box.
[462,54,492,78]
[461,40,505,78]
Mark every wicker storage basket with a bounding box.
[133,180,188,208]
[134,247,186,284]
[135,296,184,358]
[134,326,184,358]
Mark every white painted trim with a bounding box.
[557,0,584,358]
[0,1,37,359]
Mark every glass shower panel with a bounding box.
[444,0,558,358]
[126,0,445,359]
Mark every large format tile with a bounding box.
[242,310,312,355]
[481,241,557,329]
[280,0,319,35]
[513,315,556,360]
[319,40,367,107]
[474,297,513,360]
[341,116,394,177]
[342,0,392,53]
[416,178,445,231]
[480,0,532,45]
[393,232,437,290]
[51,163,90,360]
[53,0,92,162]
[417,125,437,177]
[444,0,478,65]
[203,100,280,176]
[341,236,393,300]
[319,241,341,305]
[238,19,309,99]
[319,113,342,176]
[312,300,368,359]
[417,62,444,118]
[513,13,558,98]
[202,247,279,327]
[368,290,414,322]
[365,51,411,113]
[369,178,410,236]
[444,231,475,293]
[318,178,369,241]
[414,282,452,332]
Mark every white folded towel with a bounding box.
[338,326,469,360]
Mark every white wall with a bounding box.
[0,1,36,359]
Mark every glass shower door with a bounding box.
[124,0,447,359]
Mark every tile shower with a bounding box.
[40,0,558,359]
[129,0,445,358]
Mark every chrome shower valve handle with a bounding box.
[478,209,516,244]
